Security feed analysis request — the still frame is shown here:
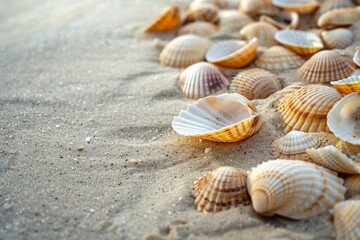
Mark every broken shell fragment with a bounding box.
[334,200,360,240]
[144,5,180,32]
[259,11,299,30]
[331,75,360,96]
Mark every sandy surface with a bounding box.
[0,0,359,239]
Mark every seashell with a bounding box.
[344,175,360,198]
[297,50,356,83]
[276,81,308,96]
[239,22,278,47]
[179,62,229,98]
[336,140,360,159]
[259,11,299,30]
[306,145,360,174]
[247,159,345,219]
[354,47,360,67]
[193,166,250,212]
[205,38,258,68]
[178,21,218,37]
[327,92,360,145]
[317,0,355,16]
[159,34,212,68]
[275,30,324,56]
[333,200,360,240]
[321,28,354,49]
[272,0,319,14]
[239,0,279,16]
[152,38,168,51]
[331,75,360,96]
[255,45,305,70]
[272,131,320,160]
[218,10,253,33]
[318,8,360,28]
[144,5,180,32]
[171,93,262,142]
[277,85,342,133]
[185,2,219,24]
[257,0,280,16]
[229,68,282,100]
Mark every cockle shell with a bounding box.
[277,82,308,96]
[218,10,253,33]
[193,166,250,212]
[179,62,229,98]
[259,11,299,30]
[318,8,360,28]
[272,131,320,160]
[229,68,282,100]
[178,21,218,37]
[272,0,319,14]
[331,75,360,96]
[159,35,212,68]
[334,200,360,240]
[336,140,360,159]
[255,45,305,70]
[144,5,180,32]
[354,47,360,67]
[297,50,356,83]
[171,93,262,142]
[277,85,342,133]
[275,30,324,56]
[185,2,219,24]
[344,175,360,198]
[239,0,279,16]
[327,92,360,145]
[317,0,355,16]
[247,159,345,219]
[239,22,278,47]
[321,28,354,49]
[205,38,258,68]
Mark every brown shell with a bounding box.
[240,22,278,47]
[144,5,180,32]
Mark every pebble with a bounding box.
[85,137,92,143]
[204,148,211,154]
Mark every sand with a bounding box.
[0,0,359,239]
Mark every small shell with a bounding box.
[275,30,324,56]
[179,62,229,98]
[336,140,360,159]
[144,5,180,32]
[193,166,250,212]
[317,0,355,16]
[327,92,360,145]
[255,45,305,70]
[239,0,279,16]
[171,93,262,142]
[259,11,299,30]
[160,35,212,68]
[205,38,258,68]
[321,28,354,49]
[247,159,345,219]
[272,0,319,14]
[185,2,219,24]
[331,75,360,96]
[354,47,360,67]
[297,50,356,83]
[218,10,253,33]
[239,22,278,47]
[178,22,218,37]
[344,175,360,198]
[318,8,360,28]
[257,0,280,16]
[334,200,360,240]
[229,68,282,100]
[277,85,342,133]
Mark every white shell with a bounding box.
[239,22,278,47]
[334,200,360,240]
[321,28,354,49]
[178,21,218,37]
[218,10,253,33]
[272,0,319,14]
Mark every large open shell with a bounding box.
[259,11,299,30]
[185,2,219,24]
[344,175,360,198]
[321,28,354,49]
[247,159,345,219]
[272,0,319,14]
[193,166,250,212]
[171,93,262,142]
[240,22,278,47]
[331,75,360,96]
[179,62,229,99]
[218,10,253,33]
[178,21,218,37]
[354,47,360,67]
[144,5,180,32]
[318,8,360,28]
[334,200,360,240]
[277,85,342,133]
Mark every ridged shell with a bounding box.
[259,11,299,30]
[193,166,250,212]
[272,0,319,14]
[317,0,355,16]
[272,131,320,160]
[275,30,324,56]
[277,82,308,95]
[297,50,356,83]
[247,159,345,219]
[277,85,342,133]
[331,75,360,96]
[179,62,229,98]
[240,22,278,47]
[327,92,360,145]
[318,8,360,28]
[178,22,218,37]
[239,0,279,16]
[218,10,253,33]
[159,35,212,68]
[229,68,282,100]
[334,200,360,240]
[185,2,219,24]
[354,47,360,67]
[144,5,180,32]
[171,93,262,142]
[205,38,258,68]
[344,175,360,198]
[336,140,360,159]
[321,28,354,49]
[255,45,305,70]
[257,0,280,16]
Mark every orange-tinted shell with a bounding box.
[144,5,180,32]
[331,75,360,96]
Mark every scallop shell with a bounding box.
[160,35,212,68]
[247,159,345,219]
[205,38,258,68]
[239,22,278,47]
[321,28,354,49]
[171,93,262,142]
[297,50,356,83]
[178,21,218,37]
[344,175,360,198]
[229,68,282,100]
[272,0,319,14]
[185,2,219,24]
[275,30,324,56]
[327,92,360,145]
[277,85,342,133]
[354,47,360,67]
[259,11,299,30]
[334,200,360,240]
[318,8,360,28]
[336,140,360,159]
[331,75,360,96]
[317,0,355,16]
[255,45,305,70]
[179,62,229,98]
[144,5,180,32]
[193,166,250,212]
[218,10,253,33]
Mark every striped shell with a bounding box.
[277,82,308,96]
[257,0,280,16]
[334,200,360,240]
[144,5,180,32]
[178,22,218,37]
[331,75,360,96]
[240,22,278,47]
[229,68,282,100]
[160,35,212,68]
[205,38,258,68]
[272,0,319,14]
[259,11,299,30]
[297,50,355,83]
[171,93,262,142]
[218,10,253,33]
[179,62,229,98]
[317,0,355,16]
[185,2,219,23]
[344,175,360,198]
[336,140,360,159]
[275,30,324,56]
[354,47,360,67]
[255,45,305,70]
[321,28,354,49]
[193,166,250,212]
[247,159,345,219]
[277,85,342,133]
[318,8,360,28]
